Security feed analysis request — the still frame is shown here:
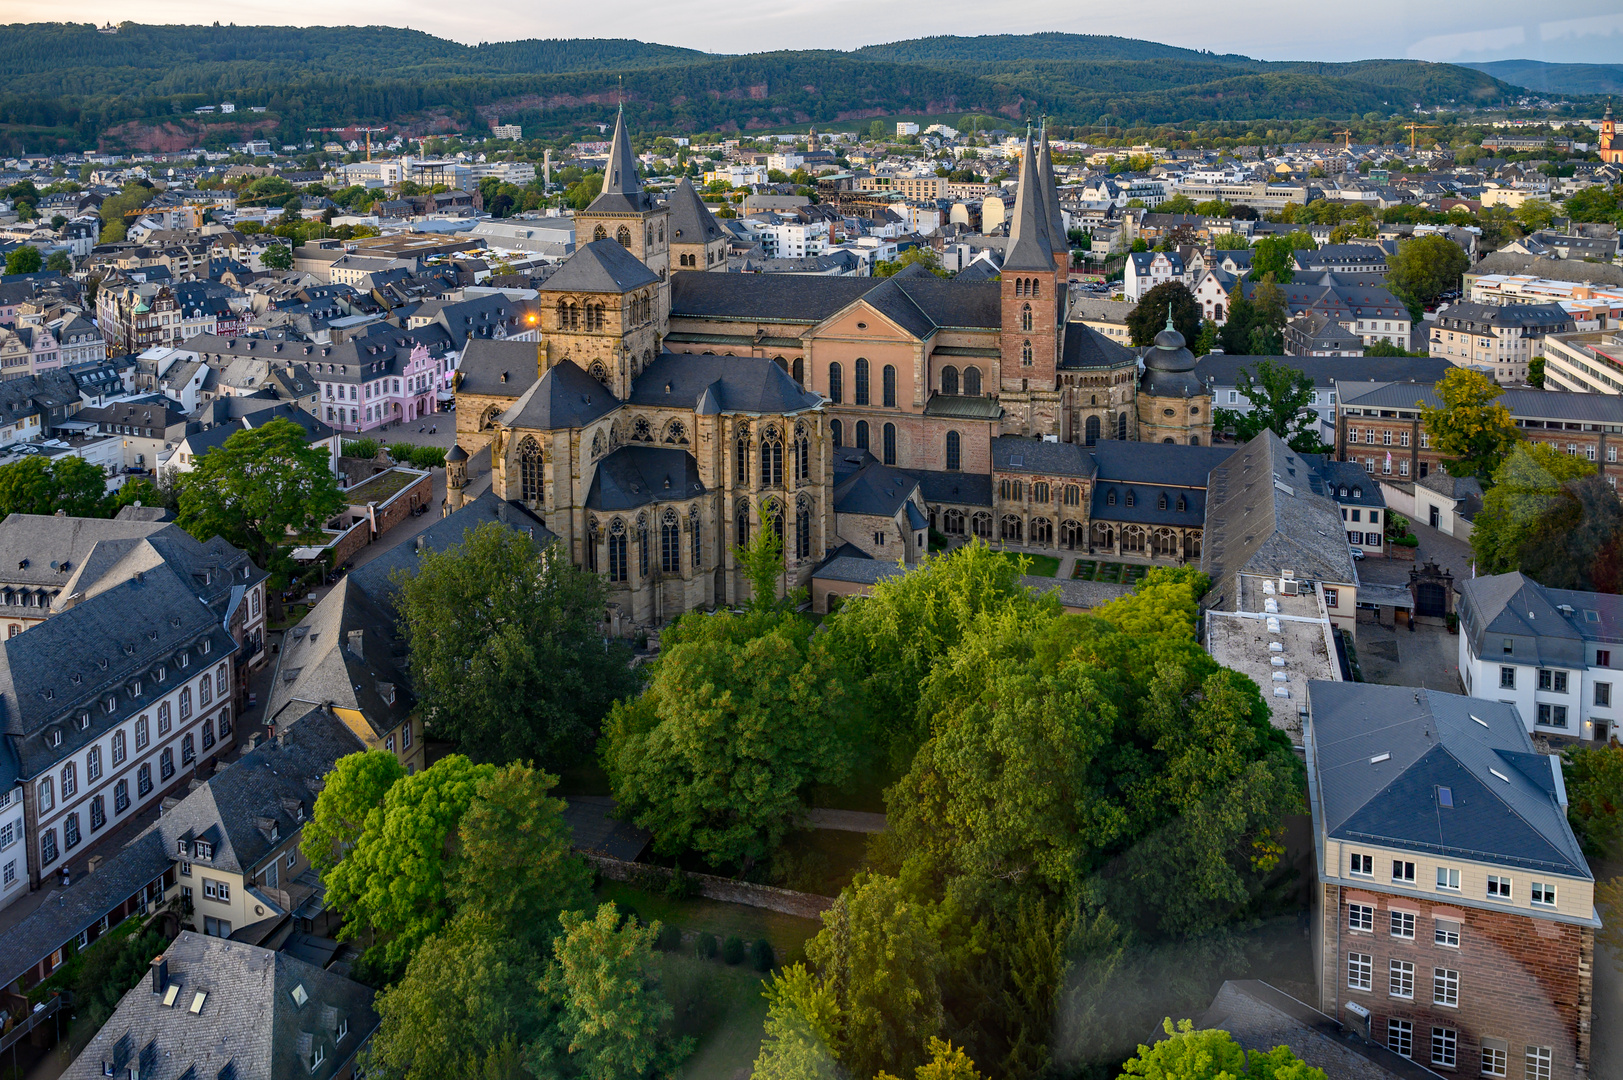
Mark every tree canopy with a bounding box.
[1248,231,1316,282]
[1126,282,1202,348]
[392,522,637,767]
[1213,360,1322,452]
[1386,234,1469,317]
[1418,368,1518,482]
[1470,443,1595,575]
[1119,1019,1327,1080]
[0,455,115,520]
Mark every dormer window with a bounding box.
[156,665,166,681]
[179,655,188,668]
[176,839,190,857]
[195,841,212,860]
[79,712,91,729]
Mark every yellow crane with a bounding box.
[1332,129,1353,150]
[1405,123,1439,153]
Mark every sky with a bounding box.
[11,0,1623,66]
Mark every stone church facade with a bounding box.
[455,112,1217,627]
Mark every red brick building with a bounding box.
[1307,683,1597,1079]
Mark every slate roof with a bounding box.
[952,259,1000,284]
[812,553,908,586]
[1306,682,1591,883]
[1458,572,1623,654]
[901,467,994,508]
[832,460,922,518]
[499,360,619,431]
[1004,129,1059,273]
[846,276,937,340]
[629,353,821,415]
[0,561,239,779]
[669,266,1000,329]
[347,491,555,604]
[1301,455,1386,508]
[1090,438,1231,487]
[1059,321,1137,371]
[456,338,539,398]
[1201,431,1359,610]
[585,446,706,512]
[666,178,724,246]
[1195,356,1454,392]
[536,239,659,295]
[264,577,413,738]
[61,932,379,1080]
[990,436,1095,478]
[1433,301,1572,334]
[584,107,657,217]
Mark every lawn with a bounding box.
[991,550,1061,577]
[1072,560,1147,585]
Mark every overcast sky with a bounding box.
[16,1,1623,65]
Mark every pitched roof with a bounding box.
[1306,682,1590,882]
[1037,124,1068,258]
[456,338,538,398]
[347,491,555,605]
[536,239,660,295]
[991,436,1094,478]
[832,459,922,518]
[668,272,1000,330]
[584,107,657,217]
[1004,130,1058,273]
[264,578,412,737]
[62,931,379,1080]
[584,446,705,512]
[666,178,724,246]
[499,360,619,431]
[1193,355,1452,390]
[628,353,821,415]
[1060,321,1137,371]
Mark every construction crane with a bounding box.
[1332,129,1353,150]
[1404,123,1439,153]
[306,126,388,160]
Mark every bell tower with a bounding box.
[1601,102,1621,165]
[996,127,1066,436]
[573,106,673,316]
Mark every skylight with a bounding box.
[1470,714,1489,728]
[190,991,207,1014]
[1438,786,1453,808]
[1488,768,1511,784]
[1369,752,1391,764]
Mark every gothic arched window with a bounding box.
[689,505,702,567]
[607,519,627,582]
[586,517,600,572]
[830,419,843,447]
[661,509,681,573]
[964,367,982,396]
[792,357,804,386]
[1033,481,1050,504]
[735,500,751,547]
[518,437,543,505]
[1085,414,1100,445]
[882,423,896,465]
[941,366,958,395]
[882,365,897,408]
[616,226,632,248]
[855,420,870,450]
[761,426,784,487]
[946,430,961,471]
[796,494,812,559]
[828,362,843,404]
[588,362,610,386]
[1064,484,1081,506]
[1021,340,1033,366]
[663,420,688,445]
[794,422,810,481]
[854,358,870,406]
[1030,279,1040,298]
[593,225,607,242]
[735,429,750,485]
[632,416,652,442]
[636,514,649,578]
[1021,303,1033,332]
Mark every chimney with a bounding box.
[87,855,102,874]
[150,956,168,994]
[347,629,364,657]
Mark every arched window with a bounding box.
[1117,413,1128,440]
[855,420,870,450]
[944,508,964,534]
[567,301,579,329]
[637,515,649,578]
[964,367,982,396]
[735,430,750,485]
[882,365,896,408]
[736,501,751,547]
[941,366,958,395]
[854,358,870,406]
[661,509,681,573]
[796,494,812,559]
[589,362,610,386]
[1021,303,1033,332]
[607,519,627,582]
[761,426,784,487]
[1085,415,1100,446]
[663,420,688,445]
[945,430,961,471]
[830,419,843,447]
[1064,484,1081,506]
[764,498,785,551]
[586,517,600,572]
[616,226,632,248]
[556,298,567,326]
[792,357,804,386]
[1001,515,1023,542]
[593,225,607,241]
[1031,279,1040,298]
[1015,278,1025,298]
[1031,518,1053,546]
[1021,340,1033,366]
[794,423,810,481]
[1033,482,1049,503]
[690,506,702,567]
[1189,435,1200,446]
[882,423,896,465]
[518,437,544,504]
[972,512,992,539]
[828,362,843,404]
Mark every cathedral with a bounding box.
[452,109,1215,625]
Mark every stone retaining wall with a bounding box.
[583,854,832,920]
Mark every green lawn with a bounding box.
[1072,560,1147,585]
[991,550,1061,577]
[661,953,771,1079]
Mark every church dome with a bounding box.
[1140,309,1204,398]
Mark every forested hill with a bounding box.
[1462,59,1623,96]
[0,24,1538,154]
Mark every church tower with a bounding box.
[574,107,673,320]
[997,128,1067,436]
[1136,311,1212,446]
[1600,102,1620,165]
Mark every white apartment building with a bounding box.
[1430,302,1574,384]
[1124,250,1186,302]
[761,219,829,259]
[0,781,27,911]
[1457,572,1623,743]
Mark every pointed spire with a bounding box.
[1037,119,1067,257]
[1165,304,1175,332]
[1004,127,1055,273]
[602,105,642,198]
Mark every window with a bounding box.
[199,672,212,707]
[0,821,11,849]
[1350,852,1373,877]
[1488,875,1512,900]
[64,813,80,851]
[158,701,172,735]
[946,431,961,471]
[1537,704,1568,728]
[607,521,627,583]
[1525,1046,1552,1080]
[1324,587,1339,608]
[138,763,152,796]
[1390,911,1416,939]
[1432,1027,1458,1069]
[90,795,104,831]
[856,420,869,450]
[1531,881,1557,906]
[1349,903,1374,932]
[37,777,52,812]
[828,362,842,404]
[160,747,174,780]
[112,730,126,766]
[882,423,896,466]
[518,438,544,504]
[1429,966,1460,1007]
[1482,1039,1508,1077]
[964,367,982,396]
[1538,669,1568,693]
[40,828,57,867]
[1388,1019,1413,1058]
[136,716,149,750]
[181,733,194,764]
[1435,919,1460,947]
[854,358,870,406]
[385,734,395,754]
[661,511,680,573]
[1437,866,1461,891]
[1599,650,1611,667]
[1392,860,1415,884]
[61,762,77,800]
[1500,667,1516,690]
[882,364,896,408]
[1347,952,1372,991]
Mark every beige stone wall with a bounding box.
[1138,391,1214,446]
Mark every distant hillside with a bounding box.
[0,25,1536,153]
[1463,59,1623,96]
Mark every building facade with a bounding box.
[1430,303,1574,384]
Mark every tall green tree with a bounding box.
[531,903,690,1080]
[259,242,295,270]
[1470,443,1594,574]
[753,964,844,1080]
[1563,742,1623,860]
[1245,276,1288,355]
[1417,368,1518,482]
[1125,282,1201,347]
[1386,233,1470,317]
[1119,1019,1327,1080]
[0,456,110,519]
[1515,475,1623,593]
[323,754,497,977]
[174,417,345,568]
[302,749,405,876]
[1248,231,1316,282]
[367,916,552,1080]
[4,247,43,275]
[602,608,851,870]
[1213,360,1321,452]
[392,522,636,767]
[45,251,72,273]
